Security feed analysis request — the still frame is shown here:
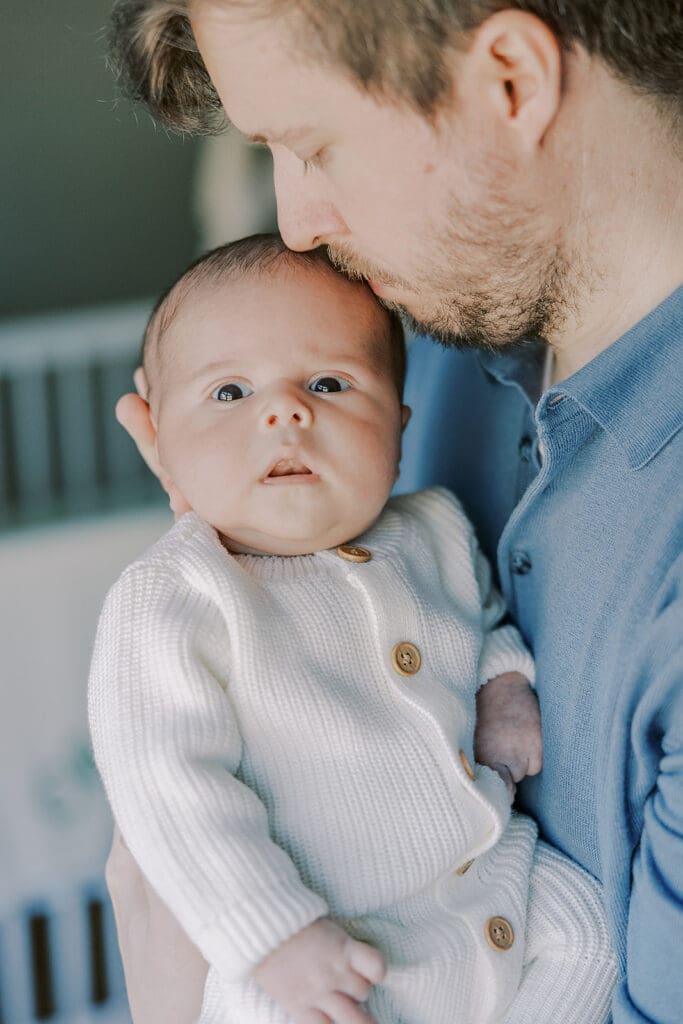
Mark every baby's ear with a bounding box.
[115,391,159,476]
[401,405,412,431]
[133,366,149,401]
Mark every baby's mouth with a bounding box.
[266,458,313,478]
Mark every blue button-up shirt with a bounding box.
[398,285,683,1024]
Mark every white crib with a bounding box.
[0,304,171,1022]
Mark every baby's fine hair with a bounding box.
[143,232,407,397]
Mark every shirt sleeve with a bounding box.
[611,586,683,1024]
[88,563,327,982]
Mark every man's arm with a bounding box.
[106,828,208,1024]
[611,589,683,1024]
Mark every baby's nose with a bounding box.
[263,390,313,429]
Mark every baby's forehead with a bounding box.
[161,265,392,375]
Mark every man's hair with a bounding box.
[110,0,683,134]
[143,232,407,397]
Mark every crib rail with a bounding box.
[0,883,130,1023]
[0,302,163,530]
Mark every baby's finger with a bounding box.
[338,971,372,1003]
[347,940,386,985]
[319,992,374,1024]
[295,1010,331,1024]
[525,743,543,777]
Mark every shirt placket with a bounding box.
[497,393,593,625]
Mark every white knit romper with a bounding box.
[89,488,617,1023]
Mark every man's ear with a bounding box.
[401,405,412,431]
[454,9,562,152]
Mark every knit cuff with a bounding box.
[479,624,536,689]
[196,876,328,982]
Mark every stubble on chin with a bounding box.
[397,246,575,351]
[327,162,590,352]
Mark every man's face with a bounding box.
[152,267,405,555]
[192,2,570,348]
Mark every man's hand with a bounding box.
[474,672,542,801]
[253,918,386,1024]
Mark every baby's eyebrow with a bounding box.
[188,360,242,382]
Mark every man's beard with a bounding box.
[327,183,583,352]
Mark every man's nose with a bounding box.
[262,385,313,430]
[272,146,348,252]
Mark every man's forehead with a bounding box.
[190,0,354,132]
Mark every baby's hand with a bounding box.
[474,672,542,801]
[252,917,385,1024]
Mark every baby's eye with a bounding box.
[211,382,253,403]
[307,375,352,394]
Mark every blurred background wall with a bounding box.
[1,3,275,1021]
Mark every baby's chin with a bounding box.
[215,513,380,558]
[219,528,347,558]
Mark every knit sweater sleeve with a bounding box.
[88,561,327,982]
[401,486,535,688]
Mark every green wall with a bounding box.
[2,0,200,317]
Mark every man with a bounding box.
[107,2,683,1022]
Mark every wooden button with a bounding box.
[391,642,421,676]
[459,749,476,780]
[337,544,372,563]
[485,916,515,951]
[455,859,474,876]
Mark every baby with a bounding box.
[89,234,616,1024]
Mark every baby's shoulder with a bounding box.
[106,512,228,611]
[388,486,474,543]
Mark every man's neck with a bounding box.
[548,57,683,384]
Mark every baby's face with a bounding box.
[151,267,407,555]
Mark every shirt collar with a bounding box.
[477,339,547,407]
[478,284,683,470]
[542,285,683,469]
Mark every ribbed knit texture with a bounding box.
[89,487,615,1021]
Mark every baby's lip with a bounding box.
[263,455,314,480]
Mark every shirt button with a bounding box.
[510,550,532,575]
[391,642,421,676]
[518,435,533,463]
[337,544,372,563]
[459,749,476,780]
[485,916,515,951]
